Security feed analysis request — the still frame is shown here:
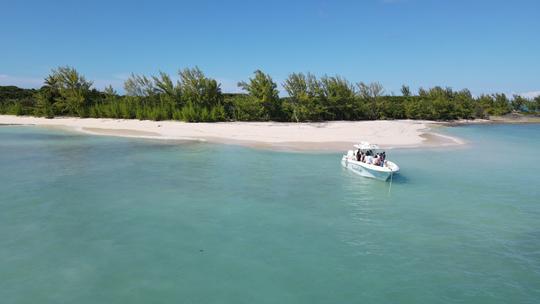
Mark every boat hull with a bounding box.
[341,156,399,181]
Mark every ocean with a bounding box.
[1,124,539,303]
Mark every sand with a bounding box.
[0,115,464,151]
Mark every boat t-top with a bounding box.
[341,142,400,181]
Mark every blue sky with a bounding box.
[1,0,539,97]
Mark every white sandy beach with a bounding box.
[0,115,463,151]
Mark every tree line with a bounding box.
[1,66,538,122]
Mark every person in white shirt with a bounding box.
[366,155,373,164]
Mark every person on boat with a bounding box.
[356,150,361,161]
[365,154,373,164]
[373,154,381,166]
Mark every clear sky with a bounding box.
[1,0,539,97]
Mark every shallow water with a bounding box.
[1,124,539,303]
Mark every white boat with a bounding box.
[341,142,400,181]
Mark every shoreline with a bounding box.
[0,115,466,152]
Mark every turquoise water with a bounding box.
[1,124,539,303]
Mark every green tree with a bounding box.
[238,70,281,120]
[454,89,475,119]
[358,82,384,99]
[227,95,265,121]
[357,82,385,119]
[493,93,511,115]
[532,95,540,112]
[124,74,155,97]
[152,72,182,119]
[418,87,428,97]
[34,87,55,118]
[283,72,325,121]
[401,85,411,97]
[103,85,118,102]
[317,75,356,120]
[179,67,222,109]
[153,72,181,105]
[511,95,527,112]
[45,66,93,116]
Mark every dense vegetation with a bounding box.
[1,66,539,122]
